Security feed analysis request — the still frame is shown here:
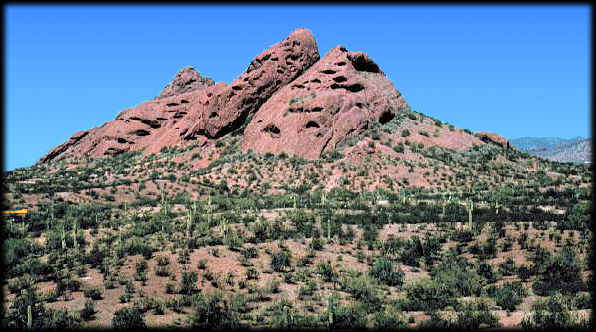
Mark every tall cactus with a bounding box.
[27,304,32,329]
[207,194,213,226]
[73,221,79,254]
[186,205,193,242]
[467,200,474,230]
[61,223,67,251]
[328,293,334,328]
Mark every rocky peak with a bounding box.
[156,66,215,99]
[242,44,409,159]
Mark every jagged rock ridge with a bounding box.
[156,66,215,100]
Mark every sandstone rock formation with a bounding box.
[242,46,409,159]
[40,28,319,163]
[476,132,510,149]
[156,66,214,99]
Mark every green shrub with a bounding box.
[374,306,408,329]
[404,278,456,312]
[189,292,240,329]
[84,287,103,300]
[485,281,527,311]
[270,250,292,272]
[43,308,83,329]
[532,246,585,296]
[330,302,368,329]
[112,306,146,329]
[420,299,499,330]
[81,299,95,320]
[521,293,587,330]
[179,271,199,295]
[369,257,404,287]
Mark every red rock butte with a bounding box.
[39,28,499,164]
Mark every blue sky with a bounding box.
[5,5,591,170]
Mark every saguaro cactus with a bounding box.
[73,221,79,253]
[61,223,67,251]
[27,304,32,329]
[467,200,474,230]
[186,205,193,242]
[328,294,334,328]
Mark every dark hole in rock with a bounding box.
[293,40,301,47]
[335,61,347,66]
[166,102,179,107]
[271,57,279,61]
[277,69,284,74]
[141,119,161,129]
[311,78,321,83]
[285,54,300,61]
[293,84,305,89]
[333,76,348,83]
[349,54,381,73]
[210,112,218,118]
[330,83,365,93]
[263,123,281,135]
[355,102,364,108]
[180,99,189,104]
[117,137,128,144]
[207,93,213,97]
[311,107,324,112]
[320,69,336,74]
[243,77,249,81]
[136,129,150,136]
[262,53,271,61]
[339,46,348,52]
[379,110,395,124]
[157,117,167,120]
[305,121,320,128]
[105,147,124,155]
[232,85,243,91]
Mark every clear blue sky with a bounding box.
[5,5,591,171]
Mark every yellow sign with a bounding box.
[3,209,28,216]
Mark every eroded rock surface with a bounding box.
[241,46,409,159]
[156,66,214,100]
[40,28,320,163]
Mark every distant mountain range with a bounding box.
[510,136,591,164]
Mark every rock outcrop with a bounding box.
[156,66,214,99]
[40,28,415,164]
[242,46,409,159]
[40,28,320,163]
[476,132,510,149]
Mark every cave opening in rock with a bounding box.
[305,121,320,128]
[350,55,381,73]
[263,123,281,135]
[379,110,395,124]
